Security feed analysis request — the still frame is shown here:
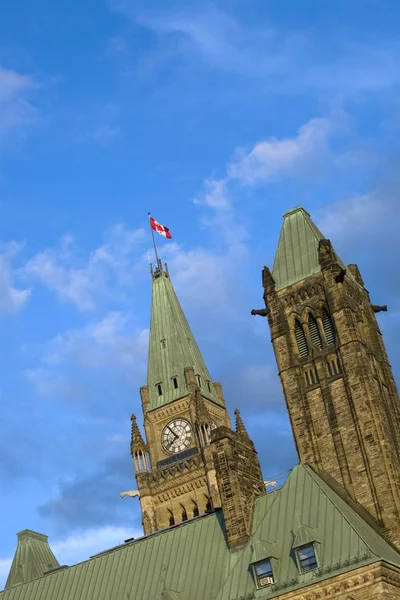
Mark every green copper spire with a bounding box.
[272,206,347,291]
[146,263,223,411]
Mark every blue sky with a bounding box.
[1,0,400,587]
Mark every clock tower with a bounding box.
[131,260,232,535]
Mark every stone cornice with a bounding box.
[263,560,400,600]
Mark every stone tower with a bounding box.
[132,260,264,541]
[253,206,400,547]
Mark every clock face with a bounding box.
[162,418,193,454]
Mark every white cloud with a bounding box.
[111,3,400,98]
[0,525,142,590]
[0,243,30,317]
[42,312,149,369]
[196,115,336,210]
[22,225,146,311]
[51,525,142,563]
[194,177,230,210]
[228,117,333,185]
[0,65,37,140]
[26,313,149,399]
[0,557,11,588]
[316,193,383,242]
[24,369,84,400]
[113,3,303,80]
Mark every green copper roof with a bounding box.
[216,464,400,599]
[272,206,347,291]
[147,265,222,411]
[5,530,59,590]
[3,465,400,600]
[1,511,231,600]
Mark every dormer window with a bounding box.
[206,380,211,392]
[172,376,178,390]
[296,544,318,572]
[196,374,202,388]
[157,383,163,396]
[254,559,274,587]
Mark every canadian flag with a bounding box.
[149,215,172,239]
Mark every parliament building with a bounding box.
[2,206,400,599]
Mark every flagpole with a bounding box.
[148,213,161,268]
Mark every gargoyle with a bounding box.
[120,490,140,499]
[372,305,388,313]
[335,268,346,283]
[251,308,268,317]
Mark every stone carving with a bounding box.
[120,490,140,498]
[335,268,346,283]
[372,305,387,313]
[142,511,152,535]
[251,308,268,317]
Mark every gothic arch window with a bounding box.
[168,509,175,527]
[205,496,212,512]
[181,504,188,522]
[192,501,199,517]
[308,313,322,349]
[295,320,308,358]
[322,308,336,346]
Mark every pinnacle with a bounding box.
[234,408,250,439]
[130,414,146,452]
[194,389,211,426]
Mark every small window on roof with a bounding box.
[157,383,163,396]
[172,376,178,389]
[254,559,274,588]
[206,380,211,392]
[297,544,318,572]
[196,374,202,388]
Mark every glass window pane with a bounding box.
[255,559,272,577]
[297,544,317,571]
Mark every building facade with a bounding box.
[2,206,400,599]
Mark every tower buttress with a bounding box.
[255,206,400,547]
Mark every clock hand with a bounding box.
[167,425,179,440]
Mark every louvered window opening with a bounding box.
[322,309,336,345]
[308,314,322,349]
[295,321,308,358]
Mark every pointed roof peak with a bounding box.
[131,414,146,451]
[282,205,311,218]
[5,529,59,589]
[234,408,250,439]
[272,206,348,291]
[146,265,222,411]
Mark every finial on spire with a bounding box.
[234,408,250,439]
